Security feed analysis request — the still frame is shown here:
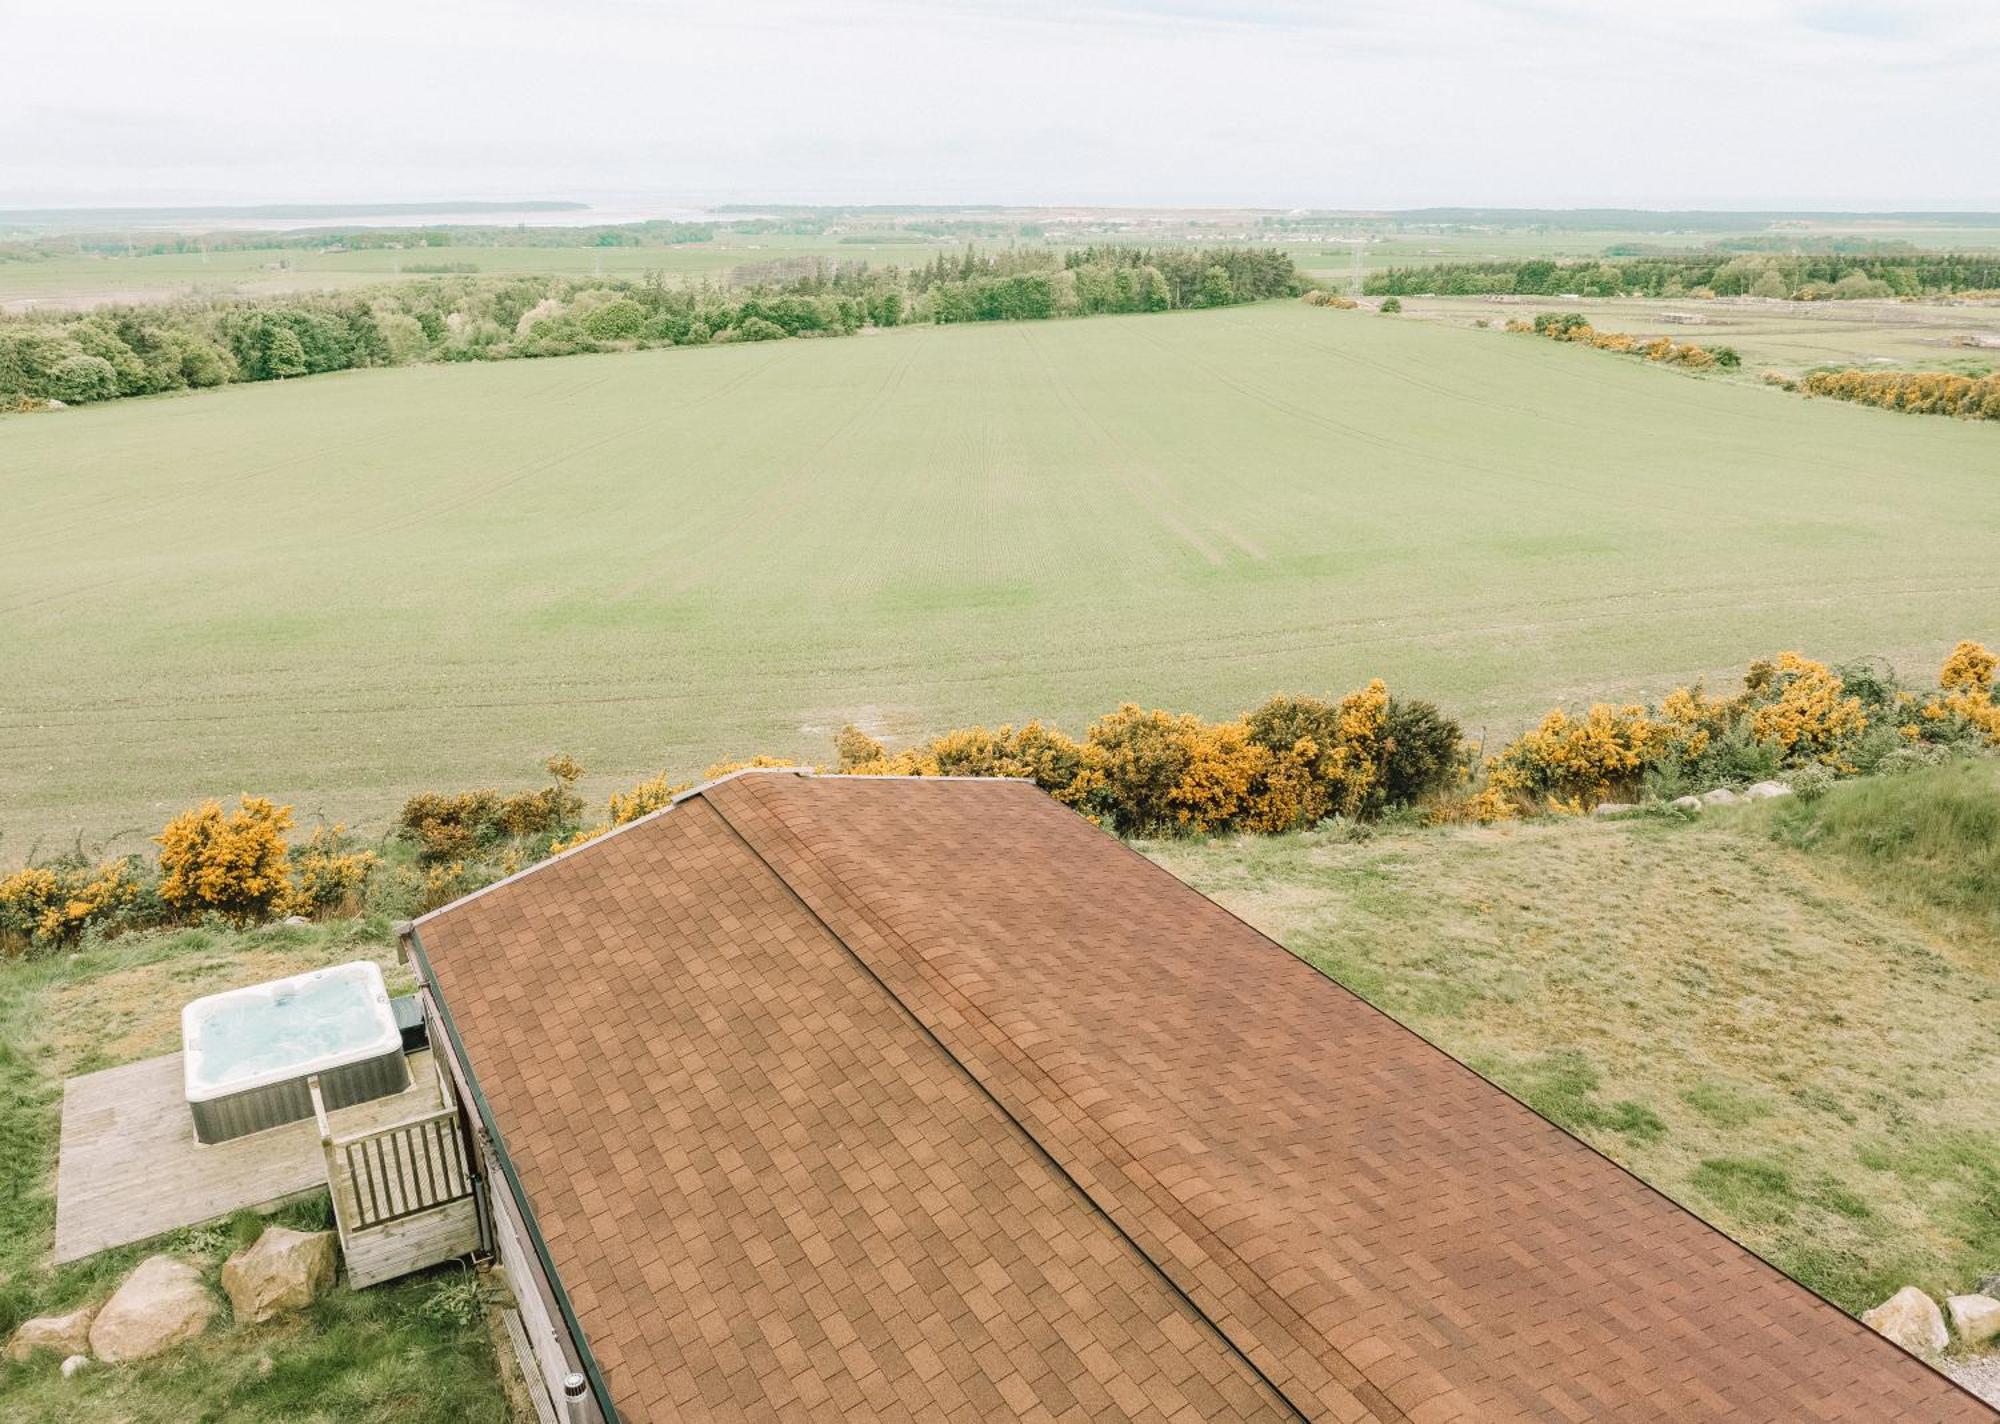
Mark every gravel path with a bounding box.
[1945,1355,2000,1411]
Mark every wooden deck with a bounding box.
[55,1049,444,1265]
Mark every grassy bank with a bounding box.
[0,920,512,1423]
[1146,765,2000,1317]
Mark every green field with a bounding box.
[0,233,957,311]
[4,300,1999,851]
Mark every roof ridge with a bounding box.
[698,781,1319,1424]
[703,774,1403,1422]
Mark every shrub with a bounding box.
[834,725,886,771]
[1800,367,2000,421]
[1786,764,1837,802]
[47,354,119,403]
[398,790,503,865]
[1378,297,1401,314]
[1488,704,1663,811]
[1747,653,1867,769]
[1922,639,2000,746]
[1069,705,1233,836]
[1240,682,1396,830]
[285,823,378,918]
[157,795,295,923]
[579,299,645,341]
[605,771,690,827]
[400,755,585,862]
[0,855,148,953]
[1380,697,1465,807]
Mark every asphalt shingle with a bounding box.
[416,772,1993,1422]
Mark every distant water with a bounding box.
[0,200,754,234]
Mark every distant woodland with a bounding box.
[0,247,1304,408]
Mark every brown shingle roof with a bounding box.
[415,772,1992,1422]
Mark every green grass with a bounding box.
[1769,758,2000,942]
[4,300,1999,850]
[0,923,512,1422]
[1144,774,2000,1316]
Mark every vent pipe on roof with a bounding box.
[562,1372,589,1423]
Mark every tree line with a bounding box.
[1365,252,2000,300]
[0,221,717,265]
[1,247,1306,409]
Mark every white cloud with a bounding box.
[0,0,1994,208]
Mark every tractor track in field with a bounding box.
[10,572,1994,739]
[1018,324,1235,565]
[619,324,931,599]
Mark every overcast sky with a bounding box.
[5,0,1997,212]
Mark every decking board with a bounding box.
[55,1049,441,1264]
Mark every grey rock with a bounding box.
[1744,780,1794,800]
[1591,802,1639,819]
[1670,795,1703,814]
[1947,1293,2000,1348]
[1700,787,1741,807]
[61,1353,89,1379]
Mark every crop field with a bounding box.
[4,300,1999,851]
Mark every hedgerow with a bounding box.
[1800,368,2000,421]
[3,643,1995,952]
[1515,313,1740,369]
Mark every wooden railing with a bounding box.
[335,1108,473,1228]
[307,1068,482,1287]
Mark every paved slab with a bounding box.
[56,1049,440,1264]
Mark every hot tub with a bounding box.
[182,960,410,1144]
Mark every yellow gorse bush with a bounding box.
[1746,653,1867,768]
[284,823,378,919]
[0,858,144,950]
[1802,369,2000,421]
[1930,639,2000,744]
[156,795,295,923]
[1487,703,1665,808]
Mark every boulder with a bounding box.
[1979,1272,2000,1298]
[281,915,311,926]
[1700,787,1741,807]
[1948,1293,2000,1348]
[1744,780,1794,800]
[88,1256,216,1362]
[1862,1286,1948,1355]
[1591,802,1638,819]
[61,1353,89,1379]
[5,1303,96,1361]
[1670,795,1703,814]
[221,1227,337,1325]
